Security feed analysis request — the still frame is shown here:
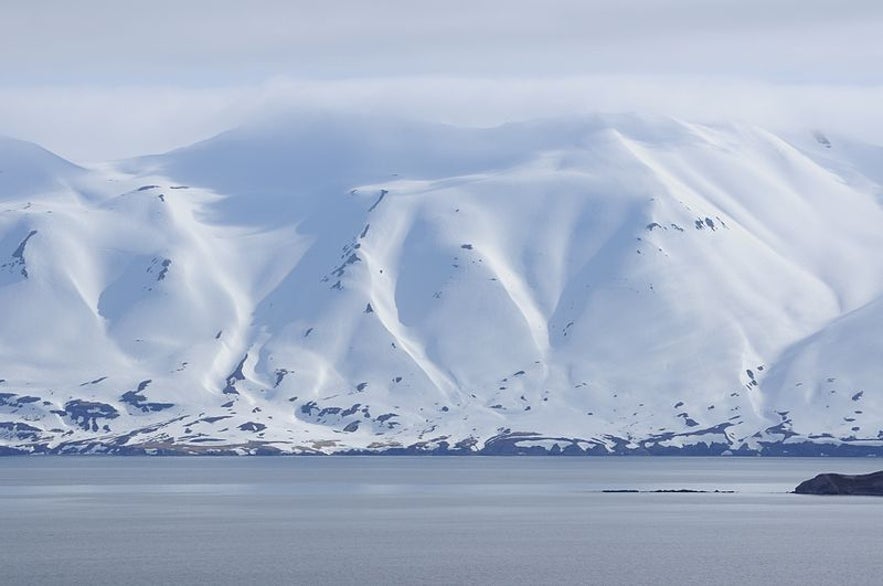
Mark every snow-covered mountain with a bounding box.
[2,113,883,455]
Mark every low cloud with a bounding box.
[2,76,883,162]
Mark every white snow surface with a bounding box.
[1,114,882,455]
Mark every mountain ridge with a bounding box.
[1,113,882,455]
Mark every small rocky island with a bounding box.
[794,471,883,496]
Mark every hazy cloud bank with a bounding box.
[1,77,882,162]
[1,1,881,161]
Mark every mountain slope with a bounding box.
[1,115,882,455]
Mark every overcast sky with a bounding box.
[2,0,882,161]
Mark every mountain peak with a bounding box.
[0,134,84,198]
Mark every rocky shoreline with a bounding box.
[794,471,883,495]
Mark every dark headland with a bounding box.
[794,471,883,496]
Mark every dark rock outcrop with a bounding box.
[62,400,119,432]
[794,471,883,496]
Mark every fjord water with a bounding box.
[2,457,882,585]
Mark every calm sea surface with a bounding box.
[1,456,882,585]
